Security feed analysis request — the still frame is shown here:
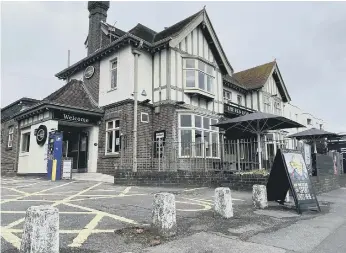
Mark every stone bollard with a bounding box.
[151,193,177,237]
[214,187,233,218]
[252,185,268,209]
[20,205,59,253]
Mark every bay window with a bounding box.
[179,114,219,158]
[183,58,215,93]
[106,119,120,154]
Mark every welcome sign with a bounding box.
[53,111,99,125]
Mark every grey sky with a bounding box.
[1,1,345,132]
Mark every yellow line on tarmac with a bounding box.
[175,201,211,212]
[1,187,29,196]
[69,214,104,247]
[6,228,115,234]
[1,231,21,249]
[69,193,148,202]
[183,187,208,192]
[63,202,138,225]
[16,182,39,189]
[1,181,75,205]
[0,211,95,214]
[118,186,131,196]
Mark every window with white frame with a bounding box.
[183,58,215,93]
[141,112,149,123]
[237,95,242,105]
[21,132,30,152]
[7,126,14,148]
[179,114,219,158]
[106,119,120,154]
[223,90,232,102]
[110,58,117,89]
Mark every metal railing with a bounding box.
[114,137,289,172]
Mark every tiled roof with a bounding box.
[128,23,157,42]
[43,79,100,111]
[1,98,39,122]
[233,61,276,89]
[223,74,248,90]
[153,9,203,43]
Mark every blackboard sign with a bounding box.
[267,149,320,214]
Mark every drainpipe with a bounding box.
[132,49,141,172]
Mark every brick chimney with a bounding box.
[87,1,109,56]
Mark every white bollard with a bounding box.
[252,185,268,209]
[20,205,59,253]
[152,193,176,237]
[214,187,233,218]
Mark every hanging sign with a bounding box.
[267,149,320,214]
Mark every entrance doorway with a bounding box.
[59,125,88,173]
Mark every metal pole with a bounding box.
[258,133,262,170]
[132,50,140,172]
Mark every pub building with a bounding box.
[1,1,311,176]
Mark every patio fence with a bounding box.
[115,137,289,172]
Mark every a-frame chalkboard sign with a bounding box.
[267,149,321,214]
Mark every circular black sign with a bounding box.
[84,66,95,79]
[36,125,47,146]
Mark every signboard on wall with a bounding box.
[267,149,320,214]
[53,111,99,125]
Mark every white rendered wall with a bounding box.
[18,120,59,174]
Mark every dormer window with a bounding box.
[183,58,215,94]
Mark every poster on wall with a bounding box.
[267,149,320,214]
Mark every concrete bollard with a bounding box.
[252,185,268,209]
[151,193,177,237]
[214,187,233,218]
[20,205,59,253]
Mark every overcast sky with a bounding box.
[1,1,345,132]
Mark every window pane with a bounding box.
[180,130,192,156]
[111,69,117,88]
[186,70,195,87]
[186,59,195,68]
[212,132,218,157]
[195,130,203,156]
[107,121,113,130]
[204,132,210,157]
[237,95,242,105]
[207,65,213,75]
[207,76,213,92]
[115,130,120,152]
[180,115,192,127]
[198,71,205,90]
[198,61,205,71]
[115,120,120,128]
[211,119,218,130]
[195,116,202,128]
[107,131,113,153]
[203,117,210,129]
[111,60,117,69]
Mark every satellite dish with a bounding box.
[141,90,147,96]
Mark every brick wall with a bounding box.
[310,175,341,194]
[1,119,19,174]
[97,100,157,175]
[114,170,342,193]
[114,170,268,191]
